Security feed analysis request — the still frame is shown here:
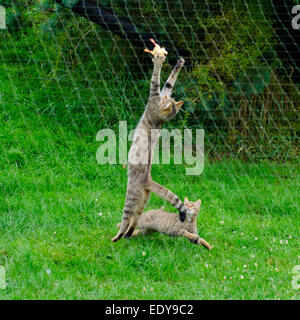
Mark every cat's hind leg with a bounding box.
[123,189,150,239]
[112,191,140,242]
[112,215,131,242]
[112,188,150,242]
[116,222,143,237]
[112,210,140,242]
[178,229,212,250]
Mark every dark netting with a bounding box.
[0,0,299,161]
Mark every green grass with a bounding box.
[0,30,299,300]
[0,145,299,299]
[1,109,299,300]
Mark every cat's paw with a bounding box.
[178,57,185,65]
[152,53,166,66]
[197,237,212,250]
[111,233,122,242]
[112,219,130,242]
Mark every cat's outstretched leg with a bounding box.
[148,53,166,100]
[178,229,212,250]
[160,57,185,97]
[196,237,212,250]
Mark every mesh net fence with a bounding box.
[0,0,299,162]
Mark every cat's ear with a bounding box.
[175,100,184,110]
[196,199,201,207]
[184,197,189,204]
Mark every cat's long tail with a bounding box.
[149,180,192,222]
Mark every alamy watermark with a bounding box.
[0,5,6,30]
[292,5,300,30]
[291,265,300,290]
[96,121,204,176]
[0,265,6,289]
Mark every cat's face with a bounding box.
[184,197,201,218]
[158,95,184,122]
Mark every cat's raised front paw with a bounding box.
[178,57,185,65]
[152,53,166,65]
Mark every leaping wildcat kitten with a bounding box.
[112,41,193,242]
[117,198,212,250]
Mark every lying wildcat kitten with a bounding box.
[117,198,212,250]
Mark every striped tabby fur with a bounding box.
[112,53,193,242]
[117,198,212,250]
